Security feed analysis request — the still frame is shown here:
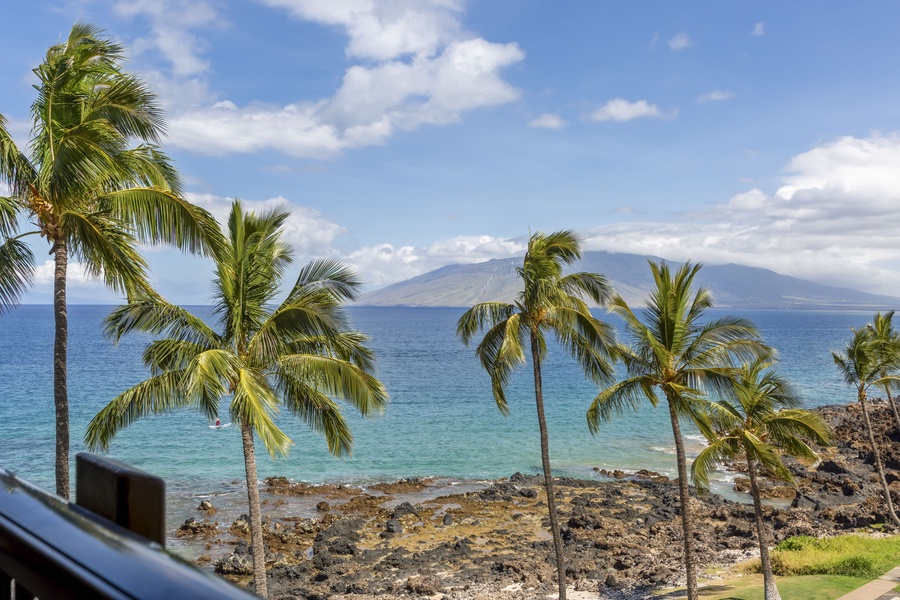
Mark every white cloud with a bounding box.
[752,22,765,36]
[113,0,223,111]
[346,235,526,288]
[589,99,671,122]
[115,0,220,78]
[577,134,900,295]
[697,90,735,104]
[161,0,523,157]
[261,0,463,61]
[668,33,692,50]
[187,193,347,251]
[528,113,566,129]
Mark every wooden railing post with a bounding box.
[75,453,166,546]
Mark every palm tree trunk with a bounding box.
[859,392,900,527]
[531,332,566,600]
[240,422,268,598]
[886,388,900,439]
[747,459,781,600]
[666,397,698,600]
[53,240,69,499]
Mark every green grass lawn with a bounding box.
[694,574,867,599]
[655,532,899,600]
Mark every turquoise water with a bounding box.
[0,305,872,501]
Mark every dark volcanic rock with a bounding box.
[205,402,900,598]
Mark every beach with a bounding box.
[168,401,900,599]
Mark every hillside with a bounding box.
[359,251,900,309]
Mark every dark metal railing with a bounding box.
[0,454,257,599]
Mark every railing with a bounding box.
[0,454,257,599]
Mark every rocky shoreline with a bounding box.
[175,402,900,599]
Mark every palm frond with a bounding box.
[103,298,220,347]
[691,438,739,494]
[100,182,224,257]
[587,376,658,433]
[475,313,526,414]
[550,305,617,383]
[183,349,238,402]
[558,271,613,306]
[84,370,195,450]
[456,302,516,346]
[276,374,354,457]
[0,238,36,312]
[284,258,362,304]
[277,354,388,417]
[230,367,292,457]
[60,209,153,299]
[0,116,36,200]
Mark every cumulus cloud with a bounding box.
[187,193,347,251]
[115,0,219,77]
[576,134,900,295]
[345,235,526,288]
[752,22,765,36]
[528,113,566,129]
[668,33,692,50]
[589,99,671,122]
[112,0,224,112]
[697,90,735,104]
[159,0,523,157]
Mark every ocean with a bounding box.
[0,305,875,542]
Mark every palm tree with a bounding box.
[867,311,900,436]
[457,230,617,600]
[0,23,221,498]
[691,359,830,600]
[85,201,388,598]
[586,261,770,600]
[833,326,900,527]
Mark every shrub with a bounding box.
[775,535,817,552]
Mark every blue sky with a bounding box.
[3,1,900,303]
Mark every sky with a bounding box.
[3,1,900,304]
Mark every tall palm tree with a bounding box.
[833,326,900,527]
[691,359,830,600]
[85,201,388,598]
[867,311,900,436]
[586,261,770,600]
[0,23,221,498]
[457,230,617,600]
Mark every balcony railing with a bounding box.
[0,454,257,599]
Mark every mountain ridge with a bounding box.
[359,251,900,310]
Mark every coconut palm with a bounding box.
[85,201,388,598]
[867,311,900,436]
[0,23,221,498]
[586,261,770,600]
[833,327,900,527]
[691,359,830,600]
[457,230,617,600]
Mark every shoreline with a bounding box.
[168,402,900,599]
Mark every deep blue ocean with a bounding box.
[0,305,875,522]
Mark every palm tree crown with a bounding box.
[86,200,388,597]
[586,260,770,600]
[691,358,829,600]
[867,311,900,436]
[457,229,617,600]
[0,23,221,498]
[833,325,900,527]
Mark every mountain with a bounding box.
[359,251,900,310]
